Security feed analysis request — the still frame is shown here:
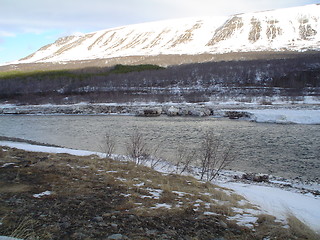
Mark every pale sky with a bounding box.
[0,0,318,64]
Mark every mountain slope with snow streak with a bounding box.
[17,4,320,64]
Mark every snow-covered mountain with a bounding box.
[18,4,320,63]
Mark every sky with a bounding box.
[0,0,319,64]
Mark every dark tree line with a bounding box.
[0,54,319,104]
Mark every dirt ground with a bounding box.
[0,146,318,240]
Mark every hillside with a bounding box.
[10,4,320,66]
[1,145,319,239]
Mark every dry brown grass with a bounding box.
[0,183,30,193]
[287,214,320,240]
[1,146,320,239]
[159,189,176,203]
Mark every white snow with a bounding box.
[223,182,320,233]
[33,190,52,198]
[172,191,187,197]
[145,188,163,199]
[245,109,320,124]
[150,203,172,209]
[228,214,259,228]
[0,141,102,157]
[134,182,145,187]
[1,163,15,168]
[203,211,219,216]
[11,4,320,64]
[0,237,23,240]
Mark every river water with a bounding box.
[0,115,319,182]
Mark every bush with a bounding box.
[100,133,116,157]
[198,131,235,181]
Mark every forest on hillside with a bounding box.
[0,54,319,104]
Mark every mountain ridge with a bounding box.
[14,4,320,65]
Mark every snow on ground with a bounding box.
[222,182,320,233]
[245,109,320,124]
[33,190,52,199]
[0,141,103,157]
[0,237,23,240]
[1,140,320,233]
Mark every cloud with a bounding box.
[0,30,16,37]
[23,28,46,35]
[2,0,318,34]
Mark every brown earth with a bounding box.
[0,146,318,240]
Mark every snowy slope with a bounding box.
[17,4,320,63]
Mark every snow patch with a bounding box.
[33,190,52,198]
[227,214,258,228]
[246,109,320,124]
[223,182,320,233]
[1,163,15,168]
[151,203,172,209]
[0,141,102,157]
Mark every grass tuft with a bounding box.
[287,214,320,240]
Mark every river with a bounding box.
[0,115,319,182]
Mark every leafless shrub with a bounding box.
[198,131,235,181]
[174,145,196,174]
[125,129,150,165]
[124,129,164,168]
[100,133,116,157]
[147,143,165,170]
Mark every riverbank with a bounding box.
[0,143,320,239]
[1,100,320,124]
[1,140,320,238]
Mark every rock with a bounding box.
[98,222,108,227]
[107,234,128,240]
[225,111,251,119]
[92,216,104,222]
[111,223,118,228]
[177,108,188,116]
[242,173,269,182]
[59,217,71,228]
[219,220,228,229]
[166,106,179,116]
[136,108,162,117]
[189,107,212,117]
[71,232,87,239]
[146,229,158,236]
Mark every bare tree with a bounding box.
[199,131,235,181]
[175,145,196,174]
[147,143,164,170]
[125,129,149,165]
[100,133,116,157]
